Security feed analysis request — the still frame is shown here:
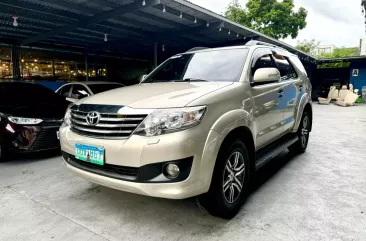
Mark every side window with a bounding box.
[251,52,277,77]
[289,57,308,76]
[71,85,90,99]
[58,85,72,98]
[273,53,298,81]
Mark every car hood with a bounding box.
[78,82,233,108]
[0,101,69,119]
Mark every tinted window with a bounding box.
[0,83,61,104]
[273,53,298,81]
[252,54,276,75]
[88,84,122,94]
[71,85,90,99]
[58,85,72,97]
[144,49,249,83]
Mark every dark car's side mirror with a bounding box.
[253,68,281,85]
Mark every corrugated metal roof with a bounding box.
[0,0,316,63]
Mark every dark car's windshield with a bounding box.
[88,84,123,94]
[143,48,249,83]
[0,82,62,104]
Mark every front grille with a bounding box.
[31,126,60,150]
[62,152,139,181]
[70,110,146,139]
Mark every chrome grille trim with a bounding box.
[71,119,138,128]
[70,109,147,139]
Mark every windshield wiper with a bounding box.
[180,78,208,82]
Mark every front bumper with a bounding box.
[1,121,61,154]
[60,125,223,199]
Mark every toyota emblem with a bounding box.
[86,111,101,126]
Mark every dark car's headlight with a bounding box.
[134,106,206,137]
[8,117,43,125]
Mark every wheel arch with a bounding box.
[293,93,312,132]
[217,126,256,174]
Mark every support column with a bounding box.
[52,60,56,79]
[154,42,158,68]
[11,44,21,80]
[85,54,89,81]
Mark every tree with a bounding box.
[316,47,359,69]
[224,0,308,39]
[295,39,320,55]
[317,47,359,59]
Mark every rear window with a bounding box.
[88,84,122,94]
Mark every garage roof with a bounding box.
[1,0,317,63]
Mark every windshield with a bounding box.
[144,48,249,83]
[88,84,123,94]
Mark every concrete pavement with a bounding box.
[1,104,366,241]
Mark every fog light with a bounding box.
[165,164,180,178]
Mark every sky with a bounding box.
[189,0,365,48]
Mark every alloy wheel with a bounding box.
[223,151,245,204]
[300,115,309,147]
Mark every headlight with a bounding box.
[63,108,72,126]
[8,117,43,125]
[134,106,206,137]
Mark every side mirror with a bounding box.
[140,74,148,82]
[253,68,280,84]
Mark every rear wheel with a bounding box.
[288,111,311,154]
[198,139,251,219]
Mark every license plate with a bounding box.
[75,144,104,166]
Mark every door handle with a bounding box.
[278,89,284,94]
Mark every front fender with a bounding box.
[210,109,254,138]
[293,93,312,132]
[198,109,254,192]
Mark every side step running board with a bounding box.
[255,135,298,170]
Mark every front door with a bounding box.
[250,49,285,148]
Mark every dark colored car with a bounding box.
[0,82,69,162]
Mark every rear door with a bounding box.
[272,51,301,132]
[250,49,286,148]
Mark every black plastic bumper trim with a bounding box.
[62,151,193,183]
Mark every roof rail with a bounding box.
[245,40,287,52]
[186,47,210,52]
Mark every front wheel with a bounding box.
[197,139,251,219]
[288,111,311,154]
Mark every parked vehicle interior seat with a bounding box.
[331,87,339,100]
[349,84,354,92]
[337,85,350,101]
[336,92,358,107]
[318,86,336,105]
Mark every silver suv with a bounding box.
[60,41,312,219]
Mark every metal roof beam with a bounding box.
[0,0,81,21]
[21,0,161,45]
[131,11,185,28]
[155,21,223,40]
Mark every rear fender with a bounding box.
[292,93,311,132]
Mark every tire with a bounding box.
[288,111,311,154]
[198,139,251,219]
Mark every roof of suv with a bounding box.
[185,40,294,57]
